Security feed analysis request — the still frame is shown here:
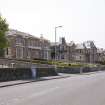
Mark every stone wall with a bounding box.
[0,67,57,82]
[57,66,105,74]
[0,58,57,82]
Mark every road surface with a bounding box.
[0,71,105,105]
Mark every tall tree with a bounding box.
[0,15,9,57]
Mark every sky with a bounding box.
[0,0,105,48]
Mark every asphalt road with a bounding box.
[0,71,105,105]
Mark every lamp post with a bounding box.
[40,34,45,60]
[55,26,62,61]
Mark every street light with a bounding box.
[55,26,63,61]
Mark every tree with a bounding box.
[0,15,9,57]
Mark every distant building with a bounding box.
[4,30,105,63]
[51,37,69,62]
[83,41,97,63]
[96,48,105,62]
[75,41,97,63]
[74,43,86,62]
[5,29,50,60]
[51,37,99,63]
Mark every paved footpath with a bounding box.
[0,71,103,88]
[0,74,71,88]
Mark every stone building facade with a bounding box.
[83,41,97,63]
[74,43,86,62]
[51,37,69,62]
[96,48,105,62]
[4,30,105,64]
[5,29,50,60]
[50,37,99,63]
[74,41,97,63]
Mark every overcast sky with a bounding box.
[0,0,105,48]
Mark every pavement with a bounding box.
[0,73,71,88]
[0,71,105,105]
[0,71,104,88]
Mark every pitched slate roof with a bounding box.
[83,41,96,49]
[75,43,84,49]
[6,29,50,42]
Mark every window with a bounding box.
[16,47,23,58]
[16,37,21,44]
[6,48,8,55]
[61,55,64,59]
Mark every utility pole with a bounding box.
[55,26,63,61]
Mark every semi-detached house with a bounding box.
[5,29,51,60]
